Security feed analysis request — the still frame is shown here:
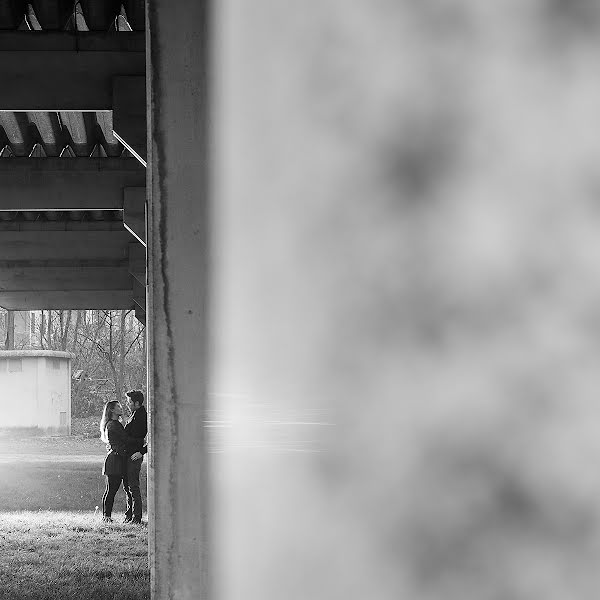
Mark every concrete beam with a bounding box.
[0,264,131,291]
[132,279,146,312]
[0,158,145,210]
[129,243,146,285]
[135,305,146,326]
[123,187,146,245]
[0,32,145,110]
[0,290,134,310]
[0,221,126,232]
[0,231,130,261]
[113,76,147,167]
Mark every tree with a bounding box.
[30,309,146,416]
[4,310,14,350]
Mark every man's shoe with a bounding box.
[102,516,113,523]
[123,517,133,523]
[131,518,142,524]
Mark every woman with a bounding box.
[99,400,129,522]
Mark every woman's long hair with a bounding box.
[100,401,119,443]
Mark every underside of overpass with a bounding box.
[0,1,147,319]
[0,0,159,586]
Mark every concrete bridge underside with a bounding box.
[0,4,207,598]
[0,1,158,592]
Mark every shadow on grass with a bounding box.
[0,460,147,513]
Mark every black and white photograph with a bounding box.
[0,2,599,599]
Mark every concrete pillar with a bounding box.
[146,0,210,598]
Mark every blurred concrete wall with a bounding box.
[212,2,600,598]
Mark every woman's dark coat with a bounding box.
[102,420,128,476]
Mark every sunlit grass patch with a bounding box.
[0,511,149,600]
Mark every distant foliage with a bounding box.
[0,308,146,417]
[71,417,102,438]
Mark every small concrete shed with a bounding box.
[0,350,72,435]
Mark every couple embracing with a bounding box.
[99,389,147,523]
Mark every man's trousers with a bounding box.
[123,457,143,521]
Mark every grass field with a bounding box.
[0,420,149,599]
[0,512,148,600]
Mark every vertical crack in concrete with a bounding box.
[148,3,178,595]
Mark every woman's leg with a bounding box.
[102,475,122,518]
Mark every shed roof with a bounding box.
[0,350,73,359]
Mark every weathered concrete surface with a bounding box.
[146,0,210,598]
[212,2,600,599]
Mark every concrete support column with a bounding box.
[146,1,210,598]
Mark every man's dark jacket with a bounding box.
[124,405,148,455]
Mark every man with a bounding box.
[123,389,147,524]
